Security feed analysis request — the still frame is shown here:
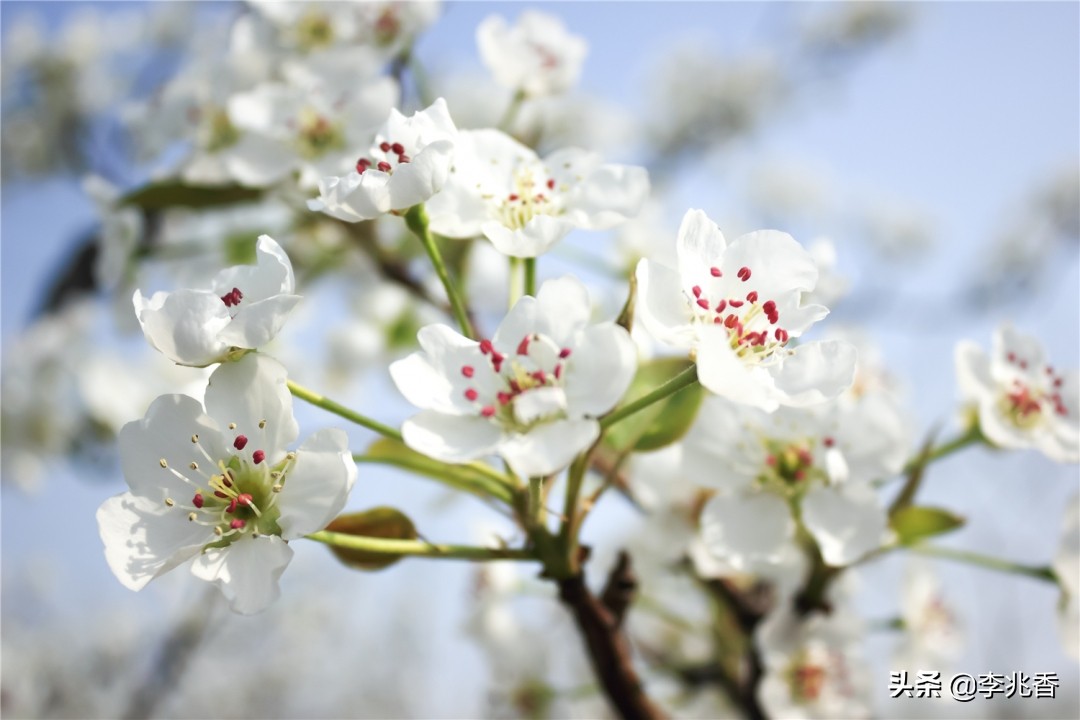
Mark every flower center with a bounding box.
[296,11,334,51]
[761,439,823,492]
[460,333,572,432]
[373,8,401,46]
[220,286,243,308]
[493,168,561,230]
[295,108,344,160]
[156,420,293,549]
[997,357,1069,429]
[356,138,413,175]
[197,106,240,153]
[688,263,791,364]
[789,661,828,703]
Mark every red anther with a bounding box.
[390,142,405,155]
[762,300,777,314]
[753,333,766,346]
[696,298,710,309]
[746,291,758,303]
[517,336,531,355]
[226,498,238,514]
[797,448,814,465]
[480,406,496,418]
[728,299,744,308]
[766,455,777,466]
[221,292,235,306]
[479,339,494,355]
[377,161,392,172]
[775,328,789,343]
[532,370,547,383]
[546,178,555,190]
[724,314,738,329]
[710,266,722,277]
[692,285,703,298]
[214,490,229,499]
[237,493,254,506]
[497,392,512,405]
[222,474,233,488]
[737,267,751,281]
[193,493,205,508]
[1046,366,1054,374]
[397,154,410,164]
[491,352,505,372]
[379,141,391,152]
[464,388,479,401]
[233,435,248,450]
[559,348,572,359]
[509,380,522,393]
[508,193,519,201]
[823,436,835,448]
[461,365,475,378]
[1055,378,1064,388]
[1020,360,1028,370]
[252,450,265,465]
[535,193,546,202]
[356,157,371,173]
[554,364,562,379]
[230,519,246,530]
[1007,352,1016,363]
[793,469,806,481]
[736,322,744,337]
[715,299,727,313]
[714,316,723,324]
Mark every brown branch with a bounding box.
[557,552,666,720]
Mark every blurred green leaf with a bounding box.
[120,181,263,210]
[604,357,703,453]
[324,507,418,571]
[890,506,965,545]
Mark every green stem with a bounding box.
[908,544,1057,583]
[287,381,402,441]
[524,257,537,296]
[307,530,536,561]
[352,454,516,505]
[528,476,545,526]
[404,205,474,338]
[498,89,526,131]
[599,365,700,430]
[508,256,523,308]
[902,426,982,474]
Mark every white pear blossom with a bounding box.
[390,276,636,478]
[308,98,457,221]
[637,209,856,411]
[426,129,648,257]
[955,324,1079,462]
[684,393,907,569]
[83,175,143,291]
[96,354,356,614]
[133,235,301,367]
[476,11,587,97]
[757,609,872,720]
[892,560,963,669]
[1053,494,1080,659]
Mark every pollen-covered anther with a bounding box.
[233,435,248,450]
[252,450,266,465]
[159,458,168,468]
[164,497,175,507]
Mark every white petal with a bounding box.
[134,288,232,367]
[719,229,819,302]
[565,163,650,229]
[676,209,728,290]
[221,133,298,188]
[492,296,538,352]
[634,259,696,349]
[402,409,503,463]
[700,491,793,569]
[191,534,294,615]
[499,418,599,478]
[512,386,567,425]
[768,340,857,407]
[213,234,296,300]
[802,483,887,566]
[216,294,302,350]
[387,139,454,210]
[696,325,780,412]
[203,353,299,454]
[563,323,637,417]
[681,396,765,490]
[483,215,573,258]
[534,275,592,348]
[276,429,356,539]
[97,492,213,591]
[954,340,992,401]
[119,394,226,499]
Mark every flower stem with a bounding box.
[529,476,545,526]
[524,257,537,296]
[287,381,403,441]
[908,544,1057,583]
[404,204,474,338]
[498,89,526,131]
[902,425,983,474]
[307,530,536,561]
[508,256,523,308]
[352,453,516,505]
[599,364,700,430]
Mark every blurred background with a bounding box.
[1,1,1078,718]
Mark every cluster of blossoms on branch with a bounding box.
[2,2,1076,718]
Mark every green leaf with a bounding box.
[890,506,965,545]
[604,357,704,453]
[324,507,418,571]
[364,438,515,504]
[120,181,263,210]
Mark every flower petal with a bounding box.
[498,418,599,478]
[696,325,780,412]
[768,339,857,407]
[482,215,573,258]
[387,139,454,210]
[402,409,503,464]
[276,428,356,539]
[564,323,637,417]
[718,229,819,302]
[802,483,887,566]
[635,259,696,349]
[676,209,728,291]
[216,294,302,350]
[565,163,650,229]
[203,353,299,454]
[534,275,592,349]
[191,534,294,615]
[700,491,793,570]
[954,339,992,401]
[134,288,232,367]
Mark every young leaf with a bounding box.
[324,507,419,571]
[890,506,965,545]
[604,357,703,452]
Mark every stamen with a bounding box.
[481,406,496,418]
[379,141,391,152]
[462,365,475,378]
[234,435,248,450]
[230,519,246,530]
[692,285,702,298]
[193,493,205,508]
[253,450,266,465]
[710,267,722,277]
[737,267,751,281]
[258,420,267,429]
[465,388,479,401]
[159,458,168,468]
[559,348,572,359]
[377,161,391,172]
[164,498,175,507]
[517,336,531,355]
[696,298,709,310]
[390,142,404,155]
[480,339,494,355]
[746,291,758,303]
